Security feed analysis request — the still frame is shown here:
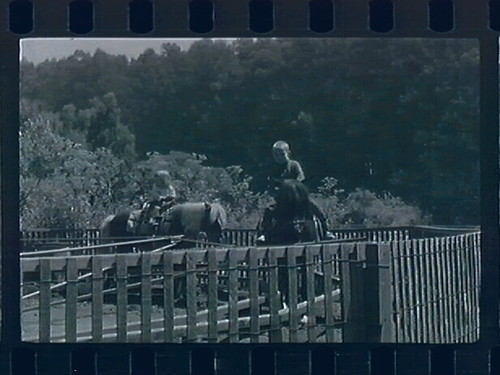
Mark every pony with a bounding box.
[159,202,227,245]
[100,202,227,250]
[257,179,323,245]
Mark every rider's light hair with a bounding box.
[272,140,290,153]
[155,170,171,178]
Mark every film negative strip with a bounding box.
[1,0,500,374]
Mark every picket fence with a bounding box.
[22,243,344,343]
[20,227,481,343]
[331,231,481,343]
[20,226,478,252]
[390,232,481,343]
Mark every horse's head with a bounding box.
[202,202,227,243]
[207,202,227,230]
[274,179,312,218]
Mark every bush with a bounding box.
[311,177,430,229]
[342,188,431,227]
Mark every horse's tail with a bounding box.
[312,215,324,242]
[100,214,116,239]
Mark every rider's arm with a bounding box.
[167,184,176,198]
[290,160,305,182]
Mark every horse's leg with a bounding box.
[174,263,187,307]
[257,205,277,244]
[312,216,323,241]
[205,220,225,245]
[277,257,288,309]
[197,231,208,248]
[297,255,307,302]
[310,201,334,240]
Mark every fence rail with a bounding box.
[19,228,255,252]
[20,228,101,252]
[20,227,481,344]
[20,225,479,252]
[21,244,345,343]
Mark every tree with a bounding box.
[21,38,480,225]
[20,110,132,229]
[86,92,136,163]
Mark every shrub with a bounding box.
[20,114,130,229]
[311,177,430,229]
[342,188,431,227]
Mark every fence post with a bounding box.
[342,243,393,343]
[363,243,394,342]
[341,243,366,342]
[378,243,395,341]
[363,243,393,342]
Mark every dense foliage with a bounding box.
[20,38,479,228]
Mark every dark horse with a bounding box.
[257,179,329,310]
[100,202,227,250]
[258,179,323,245]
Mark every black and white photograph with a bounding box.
[19,37,481,343]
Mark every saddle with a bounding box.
[129,197,176,234]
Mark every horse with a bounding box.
[257,179,328,311]
[257,179,323,245]
[100,202,227,250]
[159,202,227,245]
[99,202,227,306]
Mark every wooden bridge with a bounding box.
[20,226,480,343]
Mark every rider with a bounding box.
[141,170,177,226]
[151,170,177,203]
[258,140,332,242]
[271,140,305,183]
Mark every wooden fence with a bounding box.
[20,228,101,252]
[20,225,478,252]
[20,228,255,252]
[389,232,481,343]
[21,243,346,343]
[20,228,481,344]
[334,231,481,343]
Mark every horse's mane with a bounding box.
[274,179,313,219]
